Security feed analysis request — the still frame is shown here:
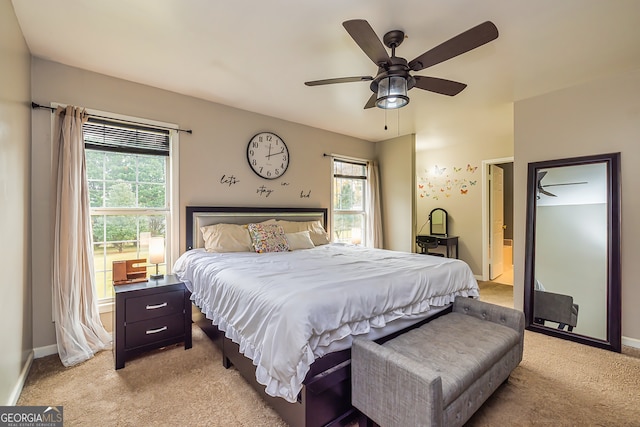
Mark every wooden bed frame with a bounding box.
[184,206,451,427]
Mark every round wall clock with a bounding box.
[246,132,289,179]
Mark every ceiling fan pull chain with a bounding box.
[384,109,388,130]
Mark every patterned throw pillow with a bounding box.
[247,223,289,253]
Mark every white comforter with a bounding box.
[173,244,478,403]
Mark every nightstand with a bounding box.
[113,274,192,369]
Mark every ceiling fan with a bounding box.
[537,171,588,199]
[304,19,499,109]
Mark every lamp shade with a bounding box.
[376,76,409,109]
[148,236,165,265]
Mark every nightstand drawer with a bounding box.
[126,290,184,322]
[125,313,185,348]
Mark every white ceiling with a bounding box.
[11,0,640,143]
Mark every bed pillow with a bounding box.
[248,223,290,253]
[277,220,330,246]
[285,231,315,250]
[200,223,252,252]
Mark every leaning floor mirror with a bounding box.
[524,152,621,352]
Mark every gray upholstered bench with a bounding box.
[351,296,525,427]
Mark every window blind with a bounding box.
[83,118,170,156]
[334,159,367,179]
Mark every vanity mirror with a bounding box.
[524,153,621,352]
[429,208,448,236]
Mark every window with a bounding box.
[84,118,175,302]
[332,159,367,245]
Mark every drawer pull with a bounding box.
[145,326,168,335]
[146,302,168,310]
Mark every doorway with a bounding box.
[482,157,514,284]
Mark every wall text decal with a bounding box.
[300,190,311,198]
[220,174,240,187]
[256,185,274,197]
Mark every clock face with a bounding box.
[247,132,289,179]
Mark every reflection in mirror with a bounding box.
[429,208,448,236]
[524,153,621,352]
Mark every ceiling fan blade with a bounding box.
[542,181,588,188]
[408,21,499,71]
[343,19,390,66]
[305,76,373,86]
[537,171,556,197]
[413,76,467,96]
[538,188,557,197]
[364,93,377,109]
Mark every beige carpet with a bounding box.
[477,281,514,308]
[18,283,640,426]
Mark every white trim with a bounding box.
[481,156,514,281]
[34,332,115,359]
[98,299,114,314]
[622,336,640,349]
[34,344,58,359]
[6,351,33,405]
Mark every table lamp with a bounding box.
[149,236,165,280]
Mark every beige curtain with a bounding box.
[52,105,111,367]
[365,161,383,248]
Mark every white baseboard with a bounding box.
[33,332,114,359]
[622,336,640,349]
[6,350,33,406]
[33,344,58,359]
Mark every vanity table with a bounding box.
[416,208,459,258]
[416,235,459,258]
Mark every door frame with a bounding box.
[481,156,513,281]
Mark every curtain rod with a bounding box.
[31,102,193,134]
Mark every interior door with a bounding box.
[490,164,504,280]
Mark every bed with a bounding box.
[175,206,479,427]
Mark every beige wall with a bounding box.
[30,59,375,349]
[0,0,32,405]
[414,104,514,274]
[376,134,415,252]
[514,68,640,344]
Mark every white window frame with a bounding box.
[331,156,368,246]
[78,107,180,312]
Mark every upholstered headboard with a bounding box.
[185,206,328,250]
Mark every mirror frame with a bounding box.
[524,152,621,352]
[429,208,448,236]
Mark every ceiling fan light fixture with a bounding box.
[376,76,409,109]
